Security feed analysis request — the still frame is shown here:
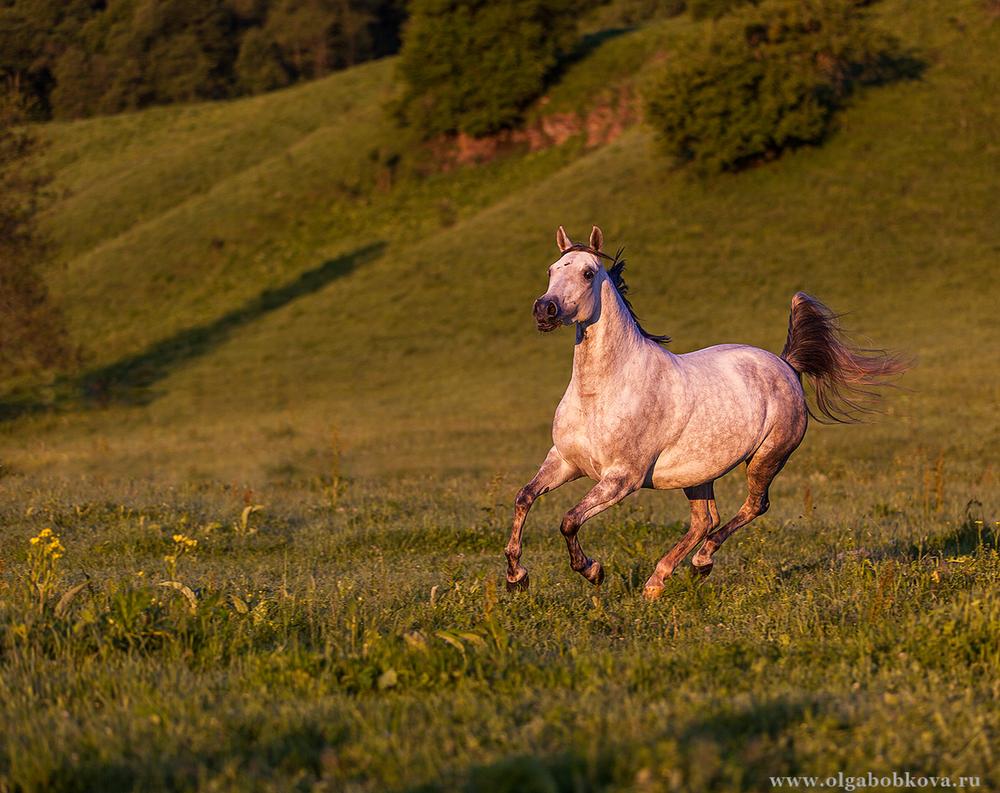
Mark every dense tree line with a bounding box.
[0,0,405,119]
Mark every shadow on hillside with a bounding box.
[551,26,634,84]
[0,241,384,420]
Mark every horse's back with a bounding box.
[679,344,802,397]
[648,344,806,489]
[682,343,806,425]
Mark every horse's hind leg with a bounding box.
[643,482,718,600]
[505,447,580,591]
[691,440,797,575]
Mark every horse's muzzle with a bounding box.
[533,297,561,332]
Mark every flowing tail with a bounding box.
[781,292,908,424]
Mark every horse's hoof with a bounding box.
[506,570,530,592]
[691,560,714,578]
[583,560,605,586]
[643,584,665,601]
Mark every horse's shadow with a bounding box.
[0,241,385,418]
[404,696,818,792]
[775,505,996,581]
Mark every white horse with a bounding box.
[505,225,905,599]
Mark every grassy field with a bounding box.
[1,0,998,790]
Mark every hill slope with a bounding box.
[3,0,998,489]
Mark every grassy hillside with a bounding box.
[4,0,993,484]
[1,1,998,791]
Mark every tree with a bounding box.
[1,0,408,119]
[235,26,292,93]
[644,0,918,173]
[395,0,578,139]
[0,0,106,118]
[0,86,75,377]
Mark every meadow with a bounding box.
[1,0,998,790]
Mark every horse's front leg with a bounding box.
[505,447,580,591]
[560,473,638,586]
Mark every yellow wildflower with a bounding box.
[26,528,64,611]
[164,533,197,578]
[29,529,63,557]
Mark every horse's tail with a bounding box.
[780,292,907,424]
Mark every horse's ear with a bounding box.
[589,225,604,251]
[556,225,573,252]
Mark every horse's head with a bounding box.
[534,225,609,332]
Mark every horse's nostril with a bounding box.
[546,301,558,318]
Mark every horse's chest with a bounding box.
[553,398,639,479]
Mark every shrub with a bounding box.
[644,0,918,173]
[394,0,579,139]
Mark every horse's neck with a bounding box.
[572,281,652,391]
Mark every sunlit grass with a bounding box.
[0,477,997,790]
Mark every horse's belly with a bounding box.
[648,448,746,489]
[648,420,760,489]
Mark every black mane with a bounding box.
[604,247,671,345]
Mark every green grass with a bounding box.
[1,0,998,790]
[1,477,997,791]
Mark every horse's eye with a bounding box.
[583,270,594,281]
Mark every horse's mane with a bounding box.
[566,244,670,345]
